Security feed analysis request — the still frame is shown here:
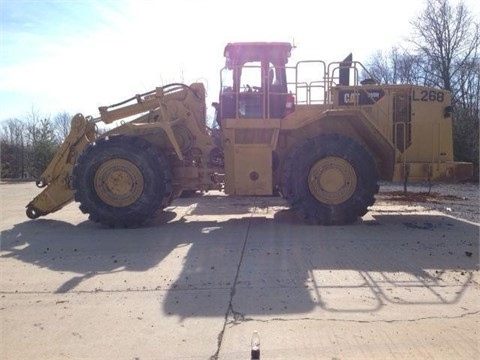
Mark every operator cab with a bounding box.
[215,42,292,123]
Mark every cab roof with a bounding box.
[223,42,292,67]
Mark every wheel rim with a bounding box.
[308,156,357,205]
[94,159,144,207]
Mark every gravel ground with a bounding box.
[377,181,480,223]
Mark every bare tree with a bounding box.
[31,117,58,177]
[1,119,26,178]
[409,0,479,98]
[53,111,72,143]
[365,47,428,85]
[365,49,394,84]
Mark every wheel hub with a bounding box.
[308,156,357,205]
[94,159,144,207]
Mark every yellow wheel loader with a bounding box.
[26,42,473,227]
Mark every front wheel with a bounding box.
[72,135,172,227]
[281,134,379,225]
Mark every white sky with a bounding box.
[0,0,477,122]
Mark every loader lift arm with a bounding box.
[26,83,200,219]
[26,113,96,218]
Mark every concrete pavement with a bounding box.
[1,182,479,359]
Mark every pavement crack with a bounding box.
[209,211,253,360]
[231,310,247,324]
[224,310,480,325]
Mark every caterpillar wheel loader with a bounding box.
[26,42,473,227]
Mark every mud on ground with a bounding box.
[377,181,479,223]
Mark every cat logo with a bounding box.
[338,89,385,105]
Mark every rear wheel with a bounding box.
[281,134,378,225]
[72,135,172,227]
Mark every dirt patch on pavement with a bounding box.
[381,191,466,203]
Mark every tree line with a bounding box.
[1,0,478,181]
[0,109,71,179]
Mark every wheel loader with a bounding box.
[26,42,473,227]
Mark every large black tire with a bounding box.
[281,134,379,225]
[72,135,172,227]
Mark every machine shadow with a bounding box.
[0,210,180,293]
[1,201,478,318]
[162,208,479,319]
